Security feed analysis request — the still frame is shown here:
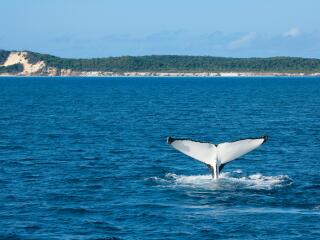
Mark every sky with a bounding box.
[1,0,320,58]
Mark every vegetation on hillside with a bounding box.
[1,49,320,73]
[0,63,24,74]
[26,51,320,73]
[0,50,10,65]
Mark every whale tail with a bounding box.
[167,136,268,179]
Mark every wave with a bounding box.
[148,170,292,190]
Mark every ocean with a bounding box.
[0,77,319,239]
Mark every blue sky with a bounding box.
[1,0,320,58]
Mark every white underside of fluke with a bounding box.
[167,136,267,179]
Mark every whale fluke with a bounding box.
[167,136,268,179]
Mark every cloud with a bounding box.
[227,32,256,49]
[17,29,318,58]
[283,27,300,38]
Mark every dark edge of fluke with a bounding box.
[167,137,209,144]
[167,137,174,144]
[262,135,268,144]
[167,135,268,145]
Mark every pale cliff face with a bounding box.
[0,51,79,76]
[1,51,46,75]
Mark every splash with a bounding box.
[149,171,292,190]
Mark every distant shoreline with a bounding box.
[1,50,320,77]
[1,72,319,77]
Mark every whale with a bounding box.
[167,135,268,179]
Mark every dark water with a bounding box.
[0,77,319,239]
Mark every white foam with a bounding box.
[150,171,292,190]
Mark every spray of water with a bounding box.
[148,170,292,190]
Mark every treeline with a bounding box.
[2,49,320,73]
[0,63,24,74]
[27,52,320,73]
[0,50,10,65]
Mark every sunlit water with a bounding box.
[0,77,319,239]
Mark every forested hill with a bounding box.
[1,49,320,74]
[23,51,320,72]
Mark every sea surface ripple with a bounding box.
[0,77,319,239]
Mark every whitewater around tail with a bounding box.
[148,170,292,191]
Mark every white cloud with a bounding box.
[227,32,256,49]
[26,29,319,58]
[283,27,300,38]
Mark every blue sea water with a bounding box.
[0,77,319,240]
